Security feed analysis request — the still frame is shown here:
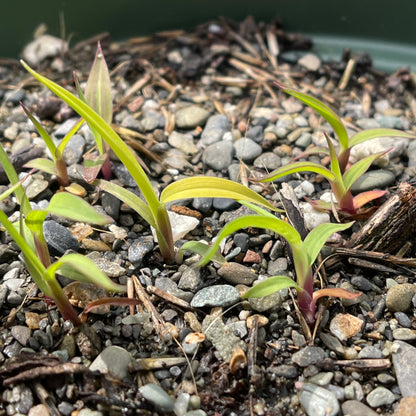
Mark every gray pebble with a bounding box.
[341,400,378,416]
[299,383,340,416]
[43,220,79,256]
[217,262,257,285]
[128,236,154,265]
[113,164,137,187]
[139,110,165,131]
[185,410,207,416]
[54,117,80,138]
[191,285,240,308]
[319,333,345,356]
[366,386,395,408]
[392,328,416,341]
[212,198,238,211]
[393,340,416,396]
[63,134,85,165]
[269,364,298,378]
[202,312,246,362]
[0,285,8,308]
[394,312,412,328]
[11,325,31,346]
[101,192,120,220]
[246,125,264,143]
[176,106,210,129]
[308,372,334,386]
[90,346,133,380]
[375,113,409,129]
[155,277,193,303]
[192,197,212,214]
[139,383,174,413]
[86,252,126,277]
[234,137,262,162]
[351,275,374,292]
[202,140,234,170]
[267,257,288,275]
[292,346,326,367]
[200,114,230,145]
[253,152,281,170]
[168,131,198,155]
[298,53,321,71]
[233,233,250,252]
[178,266,203,291]
[25,178,49,200]
[358,345,383,359]
[350,169,395,193]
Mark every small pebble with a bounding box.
[89,346,133,380]
[292,346,326,367]
[190,285,240,308]
[386,283,416,312]
[366,386,395,408]
[139,383,175,413]
[299,383,340,416]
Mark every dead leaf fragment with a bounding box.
[184,332,205,344]
[230,346,247,373]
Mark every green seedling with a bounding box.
[21,61,277,264]
[0,191,125,325]
[22,103,83,187]
[193,205,359,325]
[256,85,415,215]
[76,41,113,181]
[0,145,125,325]
[23,43,112,186]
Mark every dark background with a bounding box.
[2,0,415,66]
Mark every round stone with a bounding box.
[386,283,416,312]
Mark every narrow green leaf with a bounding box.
[243,276,301,298]
[93,179,155,227]
[177,240,227,265]
[280,86,349,150]
[45,253,126,292]
[85,42,112,154]
[324,133,343,184]
[85,42,113,125]
[342,151,386,192]
[198,215,302,267]
[21,103,57,160]
[256,161,336,183]
[0,209,48,294]
[0,145,31,214]
[349,128,416,148]
[303,221,354,266]
[47,192,113,225]
[160,177,276,211]
[24,158,58,177]
[21,61,160,219]
[56,118,84,157]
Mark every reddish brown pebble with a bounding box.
[243,250,261,263]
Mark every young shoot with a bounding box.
[256,84,415,215]
[21,61,277,264]
[192,206,358,325]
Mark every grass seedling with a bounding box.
[255,84,415,215]
[0,145,125,325]
[22,103,83,187]
[21,61,277,263]
[194,205,358,325]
